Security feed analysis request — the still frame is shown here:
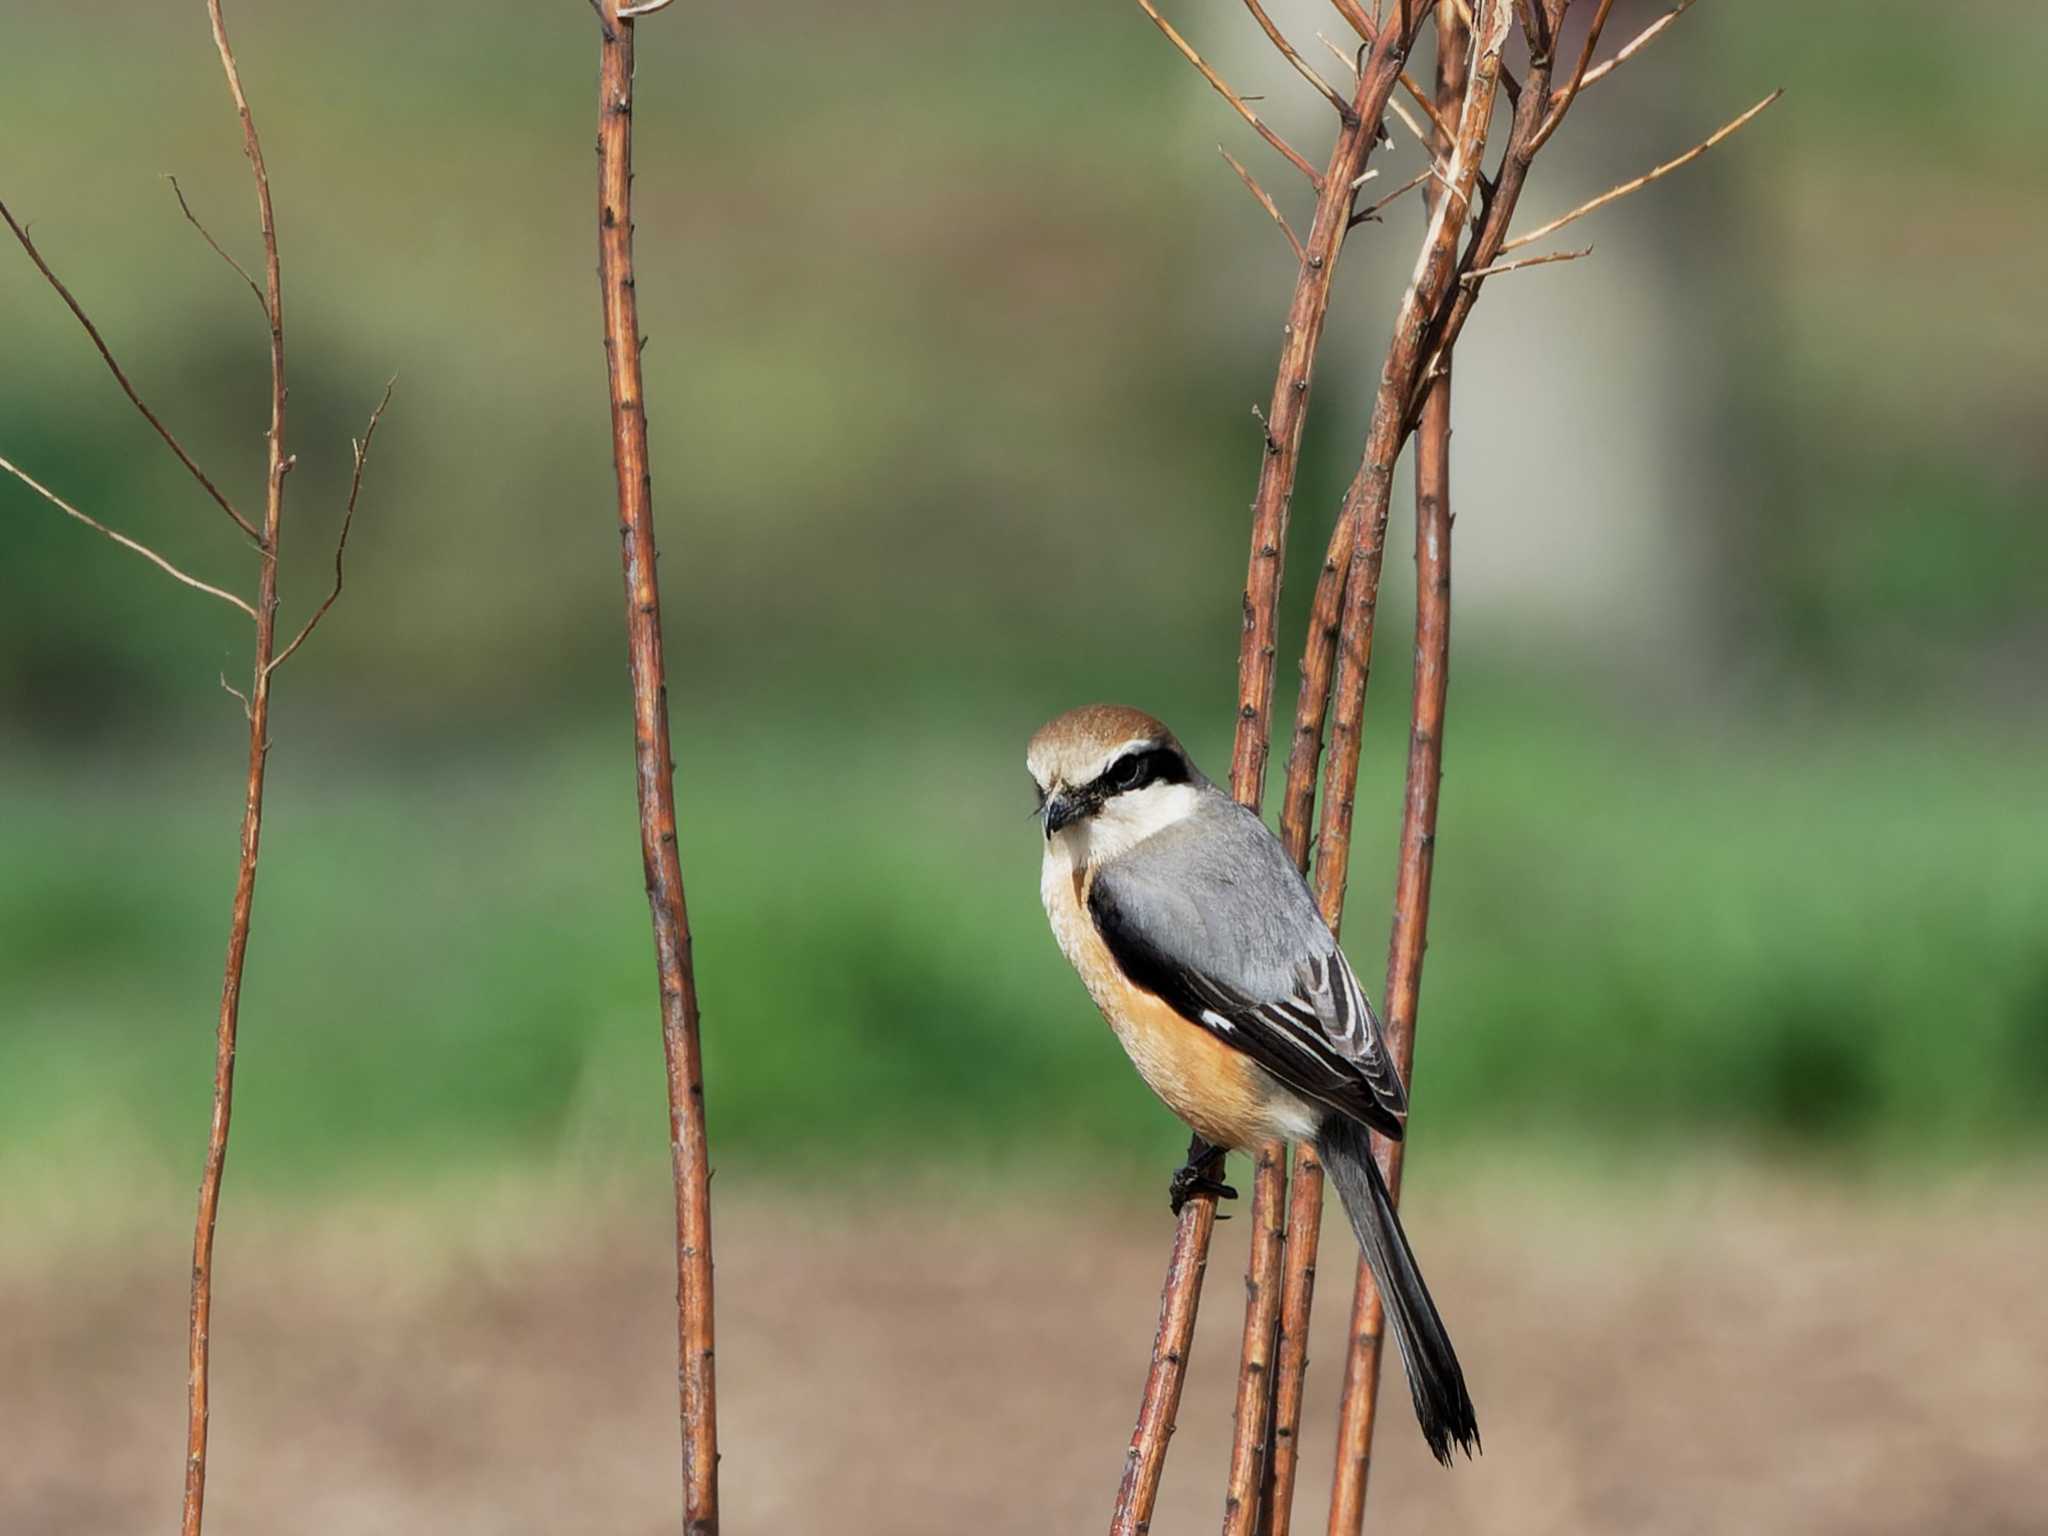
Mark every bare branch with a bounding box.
[218,671,252,719]
[1219,1142,1288,1531]
[1320,0,1512,1513]
[1460,242,1591,282]
[593,3,721,1529]
[1560,0,1698,99]
[0,199,262,546]
[1398,69,1455,144]
[186,3,296,1531]
[1137,0,1325,189]
[1315,28,1451,147]
[1503,88,1782,251]
[1385,91,1435,155]
[267,379,394,674]
[1116,10,1443,1535]
[163,174,265,312]
[1349,164,1433,226]
[1220,146,1306,262]
[0,453,257,619]
[1324,0,1378,44]
[1531,0,1615,151]
[1242,0,1350,116]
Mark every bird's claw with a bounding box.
[1167,1137,1237,1214]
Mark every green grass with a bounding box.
[3,675,2043,1197]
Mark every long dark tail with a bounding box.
[1315,1114,1479,1465]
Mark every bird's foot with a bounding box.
[1167,1136,1237,1215]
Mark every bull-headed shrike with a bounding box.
[1029,703,1478,1464]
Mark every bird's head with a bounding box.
[1026,704,1207,862]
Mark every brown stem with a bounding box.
[1252,1139,1325,1536]
[593,4,719,1531]
[184,5,285,1532]
[1255,5,1468,1505]
[1220,1139,1290,1532]
[1111,1195,1220,1535]
[1323,325,1454,1535]
[1224,12,1421,820]
[1114,12,1436,1536]
[1320,5,1507,1530]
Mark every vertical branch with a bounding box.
[10,19,391,1532]
[1219,1139,1289,1533]
[592,4,720,1532]
[183,6,285,1532]
[1256,11,1463,1511]
[1111,1194,1221,1532]
[1252,1137,1325,1536]
[1319,3,1506,1530]
[1115,10,1441,1534]
[1224,17,1425,809]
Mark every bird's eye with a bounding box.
[1110,754,1146,791]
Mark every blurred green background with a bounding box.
[3,0,2043,1202]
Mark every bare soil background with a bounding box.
[6,1165,2043,1534]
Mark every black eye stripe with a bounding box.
[1090,744,1188,798]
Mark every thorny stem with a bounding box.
[593,2,720,1531]
[1114,9,1441,1536]
[184,4,286,1532]
[1315,4,1509,1530]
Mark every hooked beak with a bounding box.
[1043,787,1089,837]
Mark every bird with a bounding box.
[1027,702,1478,1465]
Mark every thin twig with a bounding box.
[1503,88,1782,251]
[1313,30,1452,149]
[1351,165,1434,225]
[1221,147,1307,262]
[164,174,265,312]
[1531,0,1614,150]
[1540,0,1613,150]
[1561,0,1697,99]
[0,453,257,619]
[218,672,252,718]
[593,2,720,1531]
[1459,242,1590,282]
[1136,0,1325,189]
[267,379,394,674]
[1242,0,1351,116]
[1384,92,1436,155]
[185,3,292,1532]
[0,199,262,547]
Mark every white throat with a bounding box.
[1048,780,1203,871]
